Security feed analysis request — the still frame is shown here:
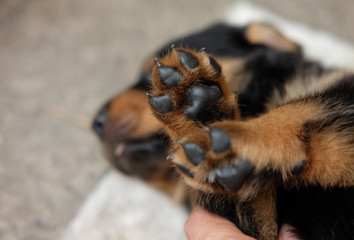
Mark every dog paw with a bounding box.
[148,47,239,138]
[170,121,307,198]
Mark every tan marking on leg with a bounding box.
[245,22,300,52]
[217,57,251,93]
[302,131,354,187]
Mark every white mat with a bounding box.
[59,172,187,240]
[59,2,354,240]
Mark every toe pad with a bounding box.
[215,159,254,192]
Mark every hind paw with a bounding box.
[171,121,307,198]
[148,47,239,138]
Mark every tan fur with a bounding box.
[245,22,299,52]
[304,131,354,187]
[108,89,162,138]
[218,58,251,92]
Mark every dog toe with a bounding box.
[177,50,199,69]
[215,159,254,192]
[149,94,173,114]
[157,66,183,88]
[183,142,205,166]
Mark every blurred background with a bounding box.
[1,0,354,239]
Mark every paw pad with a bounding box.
[183,142,205,165]
[158,66,183,88]
[210,128,231,153]
[185,85,222,121]
[215,159,254,192]
[177,51,199,69]
[149,94,173,114]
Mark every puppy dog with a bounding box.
[93,23,354,240]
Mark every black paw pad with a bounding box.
[176,163,194,178]
[210,128,231,153]
[177,51,199,69]
[208,56,221,76]
[157,66,183,88]
[215,159,254,192]
[183,142,205,165]
[150,95,173,114]
[185,85,222,121]
[291,160,306,174]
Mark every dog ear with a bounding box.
[245,22,300,52]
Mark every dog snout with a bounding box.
[92,110,108,139]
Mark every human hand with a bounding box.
[185,207,299,240]
[184,207,256,240]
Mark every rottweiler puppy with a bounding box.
[93,23,354,240]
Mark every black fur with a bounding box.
[239,50,328,117]
[240,50,304,116]
[302,76,354,136]
[157,23,257,58]
[277,186,354,240]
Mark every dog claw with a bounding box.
[183,142,205,165]
[215,159,254,192]
[198,47,206,53]
[149,95,173,114]
[154,58,161,67]
[201,125,211,132]
[174,139,183,144]
[166,152,176,160]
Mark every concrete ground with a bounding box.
[0,0,353,240]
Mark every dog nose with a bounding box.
[92,111,108,139]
